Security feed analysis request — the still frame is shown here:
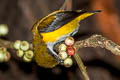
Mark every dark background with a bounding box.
[0,0,120,80]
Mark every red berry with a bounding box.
[66,46,75,56]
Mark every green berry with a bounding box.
[64,58,73,67]
[59,44,67,51]
[13,40,21,49]
[0,47,6,52]
[20,41,29,51]
[0,24,8,36]
[16,50,24,57]
[58,51,68,60]
[25,50,34,59]
[4,52,11,62]
[23,55,32,62]
[0,52,5,62]
[0,47,11,62]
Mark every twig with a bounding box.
[0,39,33,49]
[60,0,68,10]
[60,0,72,10]
[0,39,14,49]
[74,53,90,80]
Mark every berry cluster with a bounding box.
[58,37,75,67]
[13,40,34,62]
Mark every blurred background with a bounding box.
[0,0,120,80]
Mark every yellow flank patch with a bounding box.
[41,19,78,43]
[40,12,95,43]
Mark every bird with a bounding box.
[31,10,100,68]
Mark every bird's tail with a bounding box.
[76,10,101,21]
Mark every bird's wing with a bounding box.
[37,10,85,33]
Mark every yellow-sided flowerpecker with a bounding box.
[32,10,100,68]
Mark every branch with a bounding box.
[73,34,120,80]
[2,34,119,56]
[0,39,14,49]
[74,34,120,56]
[0,39,33,50]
